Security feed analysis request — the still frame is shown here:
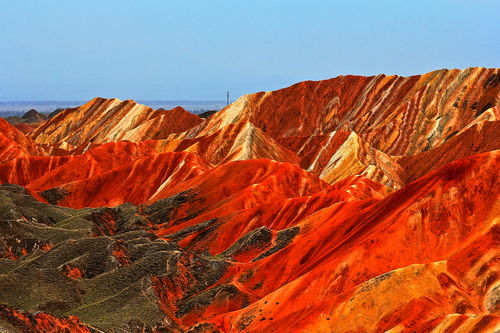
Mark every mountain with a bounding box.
[0,67,498,333]
[31,98,203,151]
[198,110,218,119]
[183,68,497,153]
[3,109,48,135]
[21,109,48,122]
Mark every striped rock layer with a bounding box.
[0,67,498,333]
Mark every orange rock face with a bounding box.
[0,67,498,332]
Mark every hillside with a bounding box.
[0,67,498,333]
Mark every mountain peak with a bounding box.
[21,109,46,121]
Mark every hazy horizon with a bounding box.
[1,1,499,101]
[0,100,227,116]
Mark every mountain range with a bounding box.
[0,67,498,332]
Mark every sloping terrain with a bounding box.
[4,109,48,135]
[31,98,203,151]
[0,67,499,332]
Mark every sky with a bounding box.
[1,0,499,101]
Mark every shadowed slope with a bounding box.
[4,110,48,135]
[156,175,389,258]
[120,106,203,142]
[397,118,500,183]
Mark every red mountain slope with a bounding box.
[207,151,499,332]
[49,151,210,208]
[0,119,73,185]
[0,118,46,160]
[0,67,498,333]
[27,140,176,192]
[184,68,498,152]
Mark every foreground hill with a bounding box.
[0,67,498,332]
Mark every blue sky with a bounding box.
[1,1,499,101]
